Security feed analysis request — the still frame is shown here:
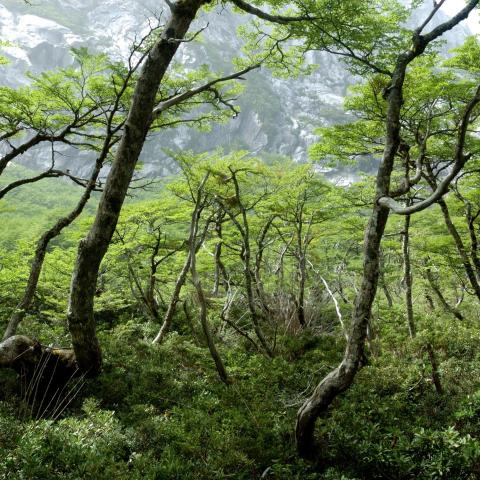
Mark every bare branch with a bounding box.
[229,0,317,24]
[167,23,209,43]
[415,0,447,35]
[153,64,260,117]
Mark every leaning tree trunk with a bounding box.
[438,198,480,301]
[296,40,421,460]
[295,53,405,454]
[295,204,390,458]
[67,0,204,376]
[152,251,192,344]
[294,2,478,455]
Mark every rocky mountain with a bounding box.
[0,0,472,178]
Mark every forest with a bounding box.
[0,0,480,478]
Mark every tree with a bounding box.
[270,164,331,328]
[65,0,315,375]
[295,1,480,458]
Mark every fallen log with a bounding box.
[0,335,81,417]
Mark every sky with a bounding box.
[441,0,480,33]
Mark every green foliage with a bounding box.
[2,3,480,479]
[3,149,480,478]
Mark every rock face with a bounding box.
[0,1,471,175]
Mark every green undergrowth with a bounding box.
[1,315,480,480]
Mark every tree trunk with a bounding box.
[66,0,203,375]
[426,343,443,395]
[424,265,463,321]
[438,199,480,302]
[152,251,192,344]
[191,245,230,385]
[296,205,390,458]
[186,175,230,384]
[402,213,416,338]
[296,45,412,459]
[294,3,479,452]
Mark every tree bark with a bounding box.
[296,205,389,458]
[185,174,230,384]
[402,213,416,338]
[295,43,406,450]
[66,0,203,375]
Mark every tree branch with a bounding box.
[378,84,480,215]
[152,64,260,117]
[229,0,317,24]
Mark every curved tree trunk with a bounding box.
[295,48,405,451]
[296,205,389,458]
[295,3,478,456]
[295,35,428,461]
[66,0,203,376]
